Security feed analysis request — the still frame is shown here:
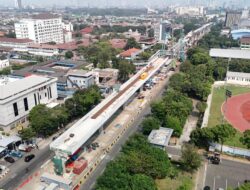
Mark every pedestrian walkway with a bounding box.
[179,100,199,145]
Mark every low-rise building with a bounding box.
[148,127,173,149]
[66,70,95,89]
[0,37,33,52]
[226,71,250,85]
[27,44,60,57]
[240,36,250,49]
[0,55,9,70]
[119,48,142,60]
[0,75,58,129]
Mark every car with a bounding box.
[9,150,23,158]
[204,186,211,190]
[24,154,35,162]
[4,156,15,163]
[52,136,58,141]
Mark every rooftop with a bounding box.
[240,36,250,44]
[109,39,127,49]
[0,135,21,148]
[227,71,250,78]
[0,75,56,100]
[148,127,173,147]
[210,48,250,60]
[0,37,33,44]
[120,48,141,57]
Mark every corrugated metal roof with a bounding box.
[210,48,250,59]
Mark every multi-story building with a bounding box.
[225,11,242,28]
[15,0,22,9]
[175,6,204,16]
[159,20,172,42]
[0,75,58,129]
[15,13,64,44]
[66,70,95,89]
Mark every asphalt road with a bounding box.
[204,159,250,190]
[0,146,54,190]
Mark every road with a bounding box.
[81,70,173,190]
[204,159,250,190]
[0,146,54,190]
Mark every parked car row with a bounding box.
[4,154,35,163]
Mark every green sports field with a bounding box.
[207,85,250,148]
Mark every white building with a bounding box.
[148,127,173,149]
[15,14,64,44]
[62,22,73,32]
[27,44,60,57]
[0,55,9,71]
[66,70,95,89]
[0,75,58,129]
[0,38,33,52]
[226,71,250,85]
[175,6,204,16]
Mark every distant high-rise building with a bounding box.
[225,11,242,28]
[155,20,172,42]
[15,0,22,9]
[15,13,64,44]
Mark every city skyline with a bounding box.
[0,0,249,8]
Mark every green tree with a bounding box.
[212,124,236,151]
[130,174,157,190]
[240,130,250,149]
[125,38,141,50]
[181,144,202,173]
[0,67,11,75]
[65,51,74,59]
[196,102,207,114]
[117,61,135,82]
[141,117,160,135]
[148,28,154,38]
[19,128,36,141]
[165,116,182,137]
[235,183,250,190]
[29,105,55,137]
[190,127,215,148]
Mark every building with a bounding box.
[225,11,242,28]
[0,75,58,129]
[175,6,204,16]
[240,36,250,49]
[119,48,142,60]
[62,22,73,32]
[12,60,93,98]
[27,44,60,57]
[148,127,173,149]
[15,14,64,44]
[0,54,9,70]
[226,71,250,85]
[159,20,172,42]
[0,37,33,52]
[109,39,127,49]
[15,0,22,9]
[123,29,141,42]
[93,68,119,87]
[66,70,95,89]
[231,29,250,39]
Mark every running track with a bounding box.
[222,93,250,132]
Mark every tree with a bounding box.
[235,183,250,190]
[47,41,56,45]
[181,144,202,173]
[165,116,182,137]
[19,128,36,141]
[240,130,250,149]
[148,28,154,38]
[125,38,141,50]
[0,67,11,75]
[117,61,135,83]
[141,117,160,135]
[4,31,16,38]
[29,105,55,137]
[212,124,236,151]
[130,174,157,190]
[196,102,207,114]
[65,51,74,59]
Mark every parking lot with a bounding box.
[204,158,250,190]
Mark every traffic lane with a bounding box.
[205,159,250,190]
[1,146,54,190]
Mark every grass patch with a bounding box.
[207,85,250,148]
[156,169,194,190]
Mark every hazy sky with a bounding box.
[0,0,249,8]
